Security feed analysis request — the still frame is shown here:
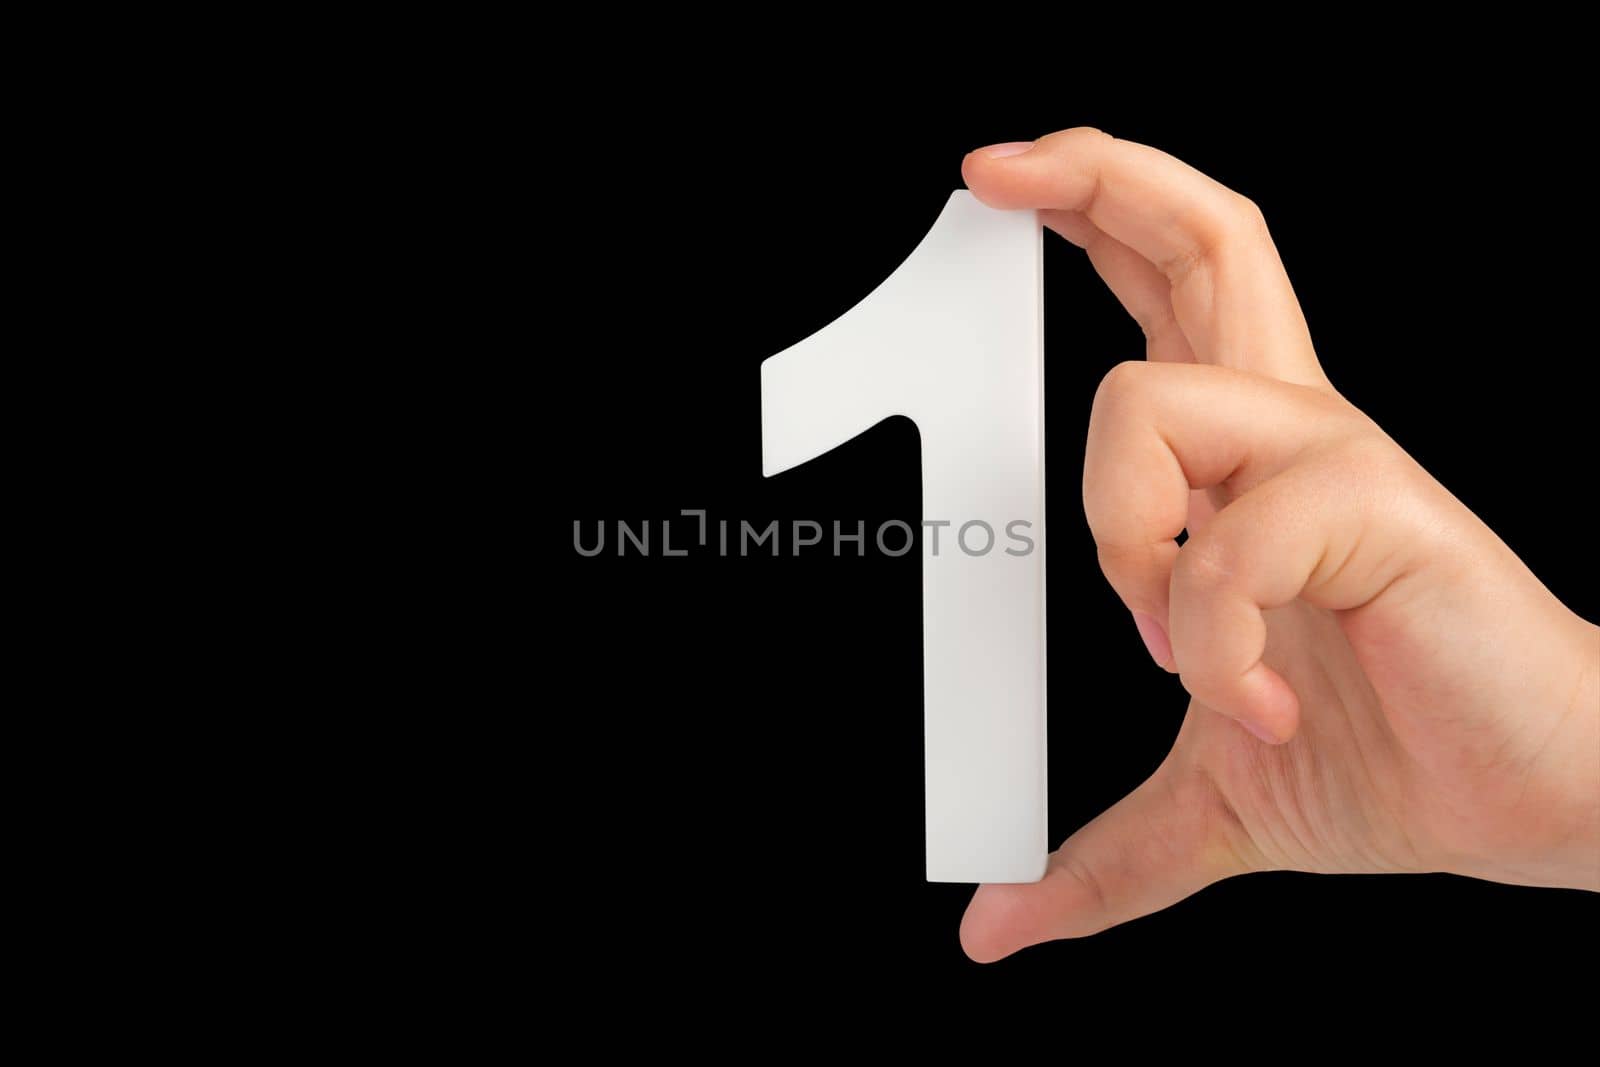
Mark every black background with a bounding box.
[535,81,1597,1008]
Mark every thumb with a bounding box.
[960,759,1253,962]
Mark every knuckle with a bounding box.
[1039,126,1114,152]
[1173,194,1269,280]
[1090,360,1150,421]
[1159,241,1208,286]
[1231,192,1268,231]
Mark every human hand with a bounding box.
[957,129,1600,962]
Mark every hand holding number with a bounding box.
[958,130,1600,961]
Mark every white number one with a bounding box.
[761,191,1047,883]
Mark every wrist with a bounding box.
[1447,613,1599,892]
[1557,617,1600,889]
[1526,615,1600,891]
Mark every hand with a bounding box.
[957,129,1600,962]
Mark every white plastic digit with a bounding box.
[761,191,1046,883]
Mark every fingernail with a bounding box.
[1240,718,1280,744]
[977,141,1035,159]
[1131,612,1171,667]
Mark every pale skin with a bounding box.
[957,128,1600,963]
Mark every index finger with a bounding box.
[962,128,1326,387]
